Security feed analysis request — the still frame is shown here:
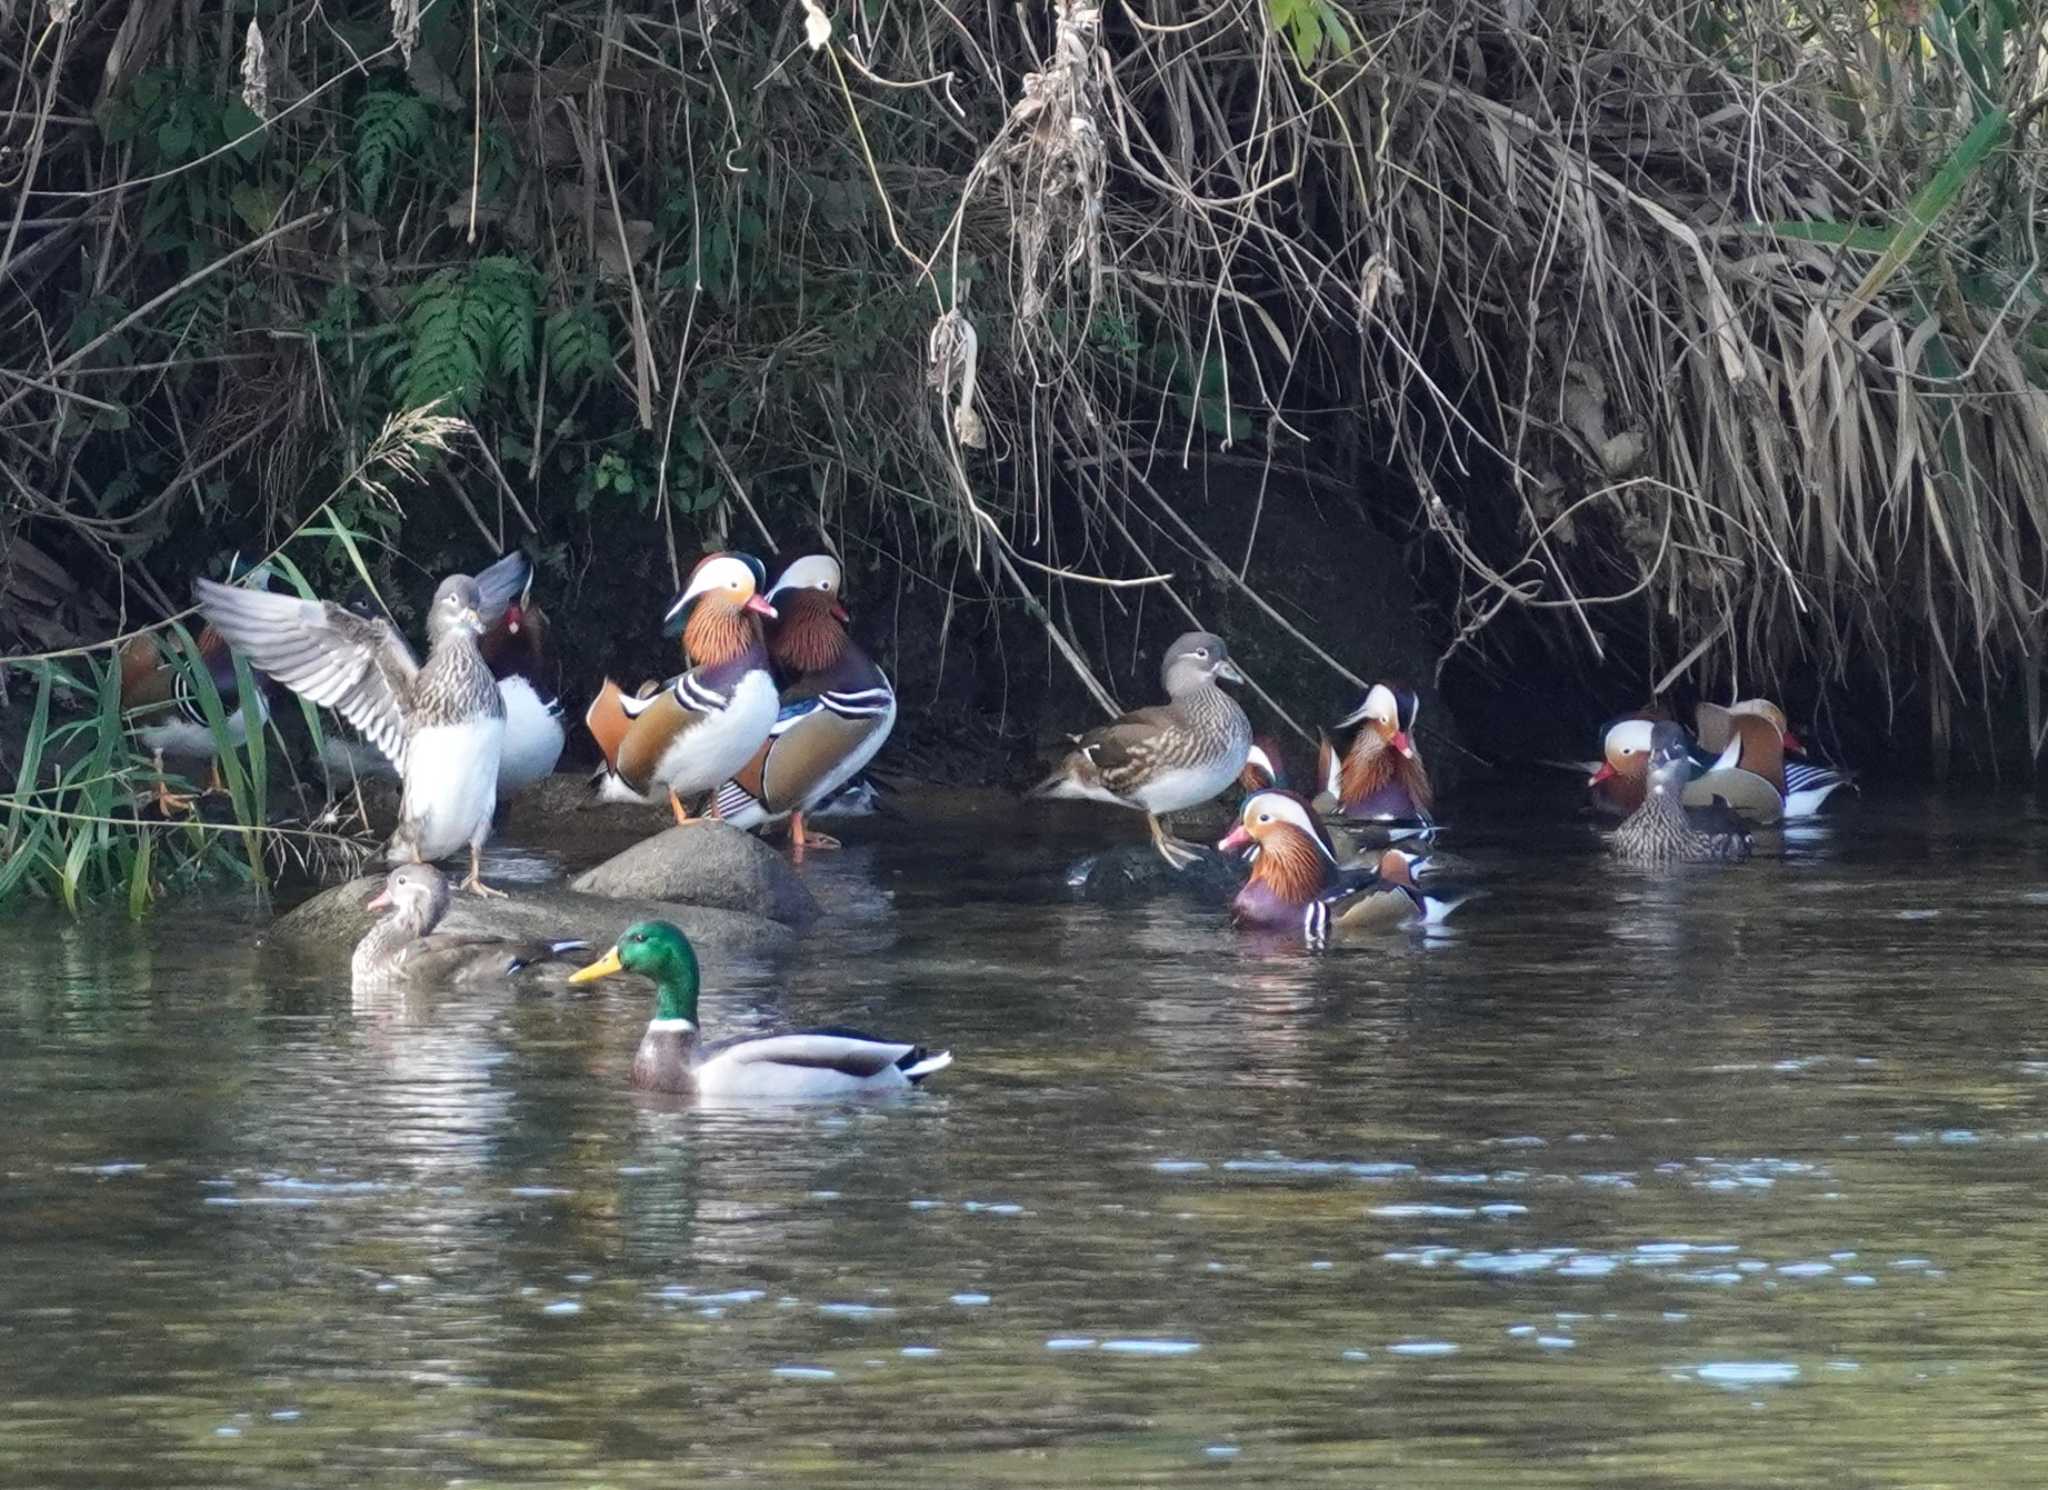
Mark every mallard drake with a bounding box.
[1216,790,1472,944]
[352,864,588,985]
[1316,682,1435,843]
[1610,722,1752,865]
[586,554,781,825]
[1030,631,1252,869]
[195,553,529,895]
[710,554,895,852]
[1695,699,1853,819]
[568,919,953,1099]
[476,553,565,803]
[119,558,274,813]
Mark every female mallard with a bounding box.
[568,920,953,1099]
[585,554,780,824]
[1218,789,1472,945]
[1031,631,1252,869]
[711,554,896,852]
[1317,681,1435,842]
[1610,723,1752,865]
[196,553,531,895]
[352,864,588,986]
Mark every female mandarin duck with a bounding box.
[1610,722,1752,865]
[1316,682,1435,841]
[1694,699,1852,819]
[196,553,531,895]
[569,920,953,1099]
[352,864,588,986]
[1031,631,1252,869]
[1217,789,1471,945]
[476,554,565,803]
[585,553,780,824]
[119,557,275,813]
[710,554,895,852]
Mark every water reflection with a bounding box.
[6,790,2048,1484]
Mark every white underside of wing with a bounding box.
[496,677,565,800]
[398,718,503,862]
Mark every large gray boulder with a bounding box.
[570,820,818,926]
[266,874,798,965]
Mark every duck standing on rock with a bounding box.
[585,553,781,825]
[1218,789,1472,945]
[1031,631,1252,869]
[710,554,895,852]
[569,920,953,1099]
[1610,722,1752,866]
[196,554,529,896]
[1317,681,1435,843]
[352,864,589,986]
[476,554,566,804]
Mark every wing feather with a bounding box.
[194,579,419,771]
[717,1031,914,1077]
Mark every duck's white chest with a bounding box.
[655,670,779,795]
[401,718,504,860]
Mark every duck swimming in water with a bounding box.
[351,864,589,986]
[1609,722,1752,866]
[569,920,953,1099]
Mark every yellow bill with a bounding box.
[568,946,625,984]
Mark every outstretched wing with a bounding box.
[194,578,420,771]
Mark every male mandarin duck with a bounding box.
[585,553,780,823]
[475,553,566,803]
[1609,722,1752,866]
[1316,682,1435,841]
[1030,630,1252,869]
[569,920,953,1099]
[351,864,589,986]
[709,554,895,852]
[119,557,275,813]
[1694,699,1853,819]
[196,553,530,895]
[1216,789,1471,945]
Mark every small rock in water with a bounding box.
[1063,844,1243,906]
[1695,1361,1799,1388]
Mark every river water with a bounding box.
[4,788,2048,1487]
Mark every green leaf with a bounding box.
[1748,219,1896,252]
[1834,106,2009,330]
[229,182,280,235]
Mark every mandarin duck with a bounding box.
[1609,722,1752,865]
[1694,699,1853,819]
[119,557,275,813]
[196,554,528,895]
[569,920,953,1099]
[1030,631,1252,869]
[475,554,565,803]
[1588,713,1783,825]
[585,553,780,823]
[1316,682,1435,843]
[1216,790,1472,945]
[709,554,895,852]
[351,864,589,986]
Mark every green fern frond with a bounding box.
[354,91,429,214]
[544,307,612,390]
